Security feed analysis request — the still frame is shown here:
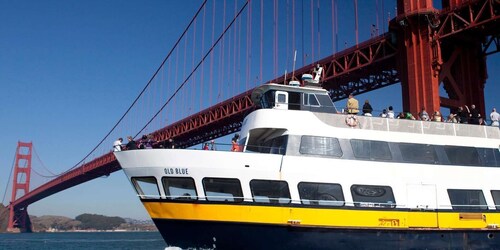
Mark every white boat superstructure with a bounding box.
[115,83,500,249]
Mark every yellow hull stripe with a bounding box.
[143,202,500,229]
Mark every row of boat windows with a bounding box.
[132,176,499,210]
[248,135,500,167]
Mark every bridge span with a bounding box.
[5,0,499,232]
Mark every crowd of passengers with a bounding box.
[112,134,235,152]
[346,94,500,126]
[113,135,176,151]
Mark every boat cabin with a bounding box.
[251,83,337,113]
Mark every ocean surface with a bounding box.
[0,231,170,250]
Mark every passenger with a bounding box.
[126,136,138,150]
[490,108,499,127]
[113,138,123,152]
[210,140,216,150]
[405,112,416,120]
[362,100,373,116]
[418,107,429,121]
[164,138,175,149]
[346,93,359,115]
[145,134,155,149]
[478,117,487,126]
[432,111,443,122]
[445,113,458,123]
[203,143,209,150]
[379,109,388,118]
[231,134,240,152]
[469,104,480,124]
[457,105,470,124]
[387,106,395,119]
[397,112,405,119]
[139,135,147,149]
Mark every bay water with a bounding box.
[0,231,168,250]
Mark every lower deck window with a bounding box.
[491,190,500,210]
[448,189,488,210]
[162,177,197,200]
[298,182,344,206]
[203,178,243,202]
[131,177,160,199]
[351,185,396,208]
[250,180,291,204]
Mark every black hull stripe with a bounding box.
[153,218,500,250]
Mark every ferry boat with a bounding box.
[115,83,500,249]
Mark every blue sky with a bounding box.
[1,0,498,220]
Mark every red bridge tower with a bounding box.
[7,141,33,233]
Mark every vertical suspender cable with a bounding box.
[191,15,197,114]
[246,0,252,89]
[331,0,335,53]
[260,0,263,83]
[354,0,359,46]
[310,0,314,63]
[219,0,227,102]
[376,0,379,36]
[200,5,206,112]
[174,44,179,122]
[273,0,278,77]
[210,0,216,106]
[301,0,305,66]
[234,2,238,95]
[317,0,320,60]
[292,0,295,69]
[382,0,385,33]
[183,35,188,115]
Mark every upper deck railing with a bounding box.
[315,112,500,139]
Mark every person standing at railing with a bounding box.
[113,138,123,151]
[126,136,138,150]
[470,104,481,124]
[418,107,430,121]
[231,134,240,152]
[362,100,373,116]
[346,94,359,115]
[457,105,470,124]
[491,108,499,127]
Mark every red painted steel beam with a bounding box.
[11,152,119,209]
[268,33,399,101]
[152,88,255,148]
[435,0,499,40]
[432,0,499,115]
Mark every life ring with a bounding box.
[345,115,358,127]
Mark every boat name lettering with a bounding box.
[378,218,400,227]
[164,168,189,175]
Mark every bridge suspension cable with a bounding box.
[134,0,250,139]
[57,0,208,175]
[1,152,16,204]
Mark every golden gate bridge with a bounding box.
[2,0,499,232]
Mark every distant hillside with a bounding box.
[29,214,157,232]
